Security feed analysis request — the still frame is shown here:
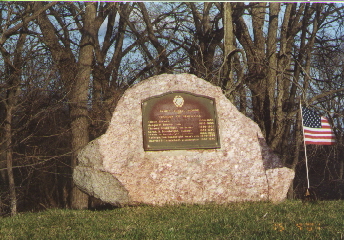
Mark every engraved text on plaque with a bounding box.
[142,91,220,150]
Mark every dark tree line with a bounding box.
[0,2,343,215]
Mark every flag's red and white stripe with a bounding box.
[303,117,336,145]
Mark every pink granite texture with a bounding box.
[75,74,294,205]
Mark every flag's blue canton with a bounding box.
[302,107,321,128]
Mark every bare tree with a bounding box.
[220,3,344,161]
[91,2,133,134]
[35,2,97,209]
[0,1,57,215]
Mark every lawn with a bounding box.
[0,201,343,239]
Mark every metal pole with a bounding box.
[300,102,310,189]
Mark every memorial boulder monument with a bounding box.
[74,73,294,206]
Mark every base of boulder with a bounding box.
[73,166,130,206]
[266,167,295,203]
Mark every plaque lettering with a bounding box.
[142,91,220,150]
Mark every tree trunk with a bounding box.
[36,2,98,209]
[222,3,234,94]
[1,28,27,215]
[70,2,97,209]
[4,105,17,216]
[3,59,23,216]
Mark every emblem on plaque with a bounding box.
[173,95,184,108]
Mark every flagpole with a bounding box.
[300,102,310,189]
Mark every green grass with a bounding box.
[0,201,343,239]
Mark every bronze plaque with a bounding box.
[142,91,220,151]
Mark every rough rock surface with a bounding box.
[73,166,129,205]
[74,73,294,205]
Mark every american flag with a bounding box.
[302,107,336,145]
